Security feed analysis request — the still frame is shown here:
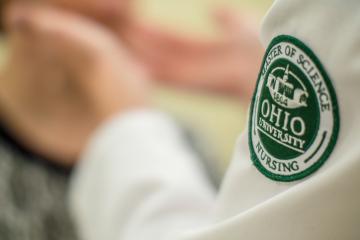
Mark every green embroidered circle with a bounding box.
[248,35,340,182]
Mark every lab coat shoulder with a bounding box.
[184,0,360,239]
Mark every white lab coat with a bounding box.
[69,0,360,239]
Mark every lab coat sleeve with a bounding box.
[182,0,360,240]
[69,110,215,240]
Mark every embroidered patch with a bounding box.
[248,35,339,182]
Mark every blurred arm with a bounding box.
[69,110,215,240]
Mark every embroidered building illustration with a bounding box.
[267,65,309,108]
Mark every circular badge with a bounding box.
[249,35,340,182]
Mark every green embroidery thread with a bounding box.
[248,35,340,182]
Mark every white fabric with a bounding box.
[69,111,215,240]
[69,0,360,239]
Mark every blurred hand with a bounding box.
[123,9,264,101]
[33,0,262,101]
[0,3,149,165]
[6,1,263,102]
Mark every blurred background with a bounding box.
[0,0,272,176]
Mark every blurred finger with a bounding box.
[5,2,124,59]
